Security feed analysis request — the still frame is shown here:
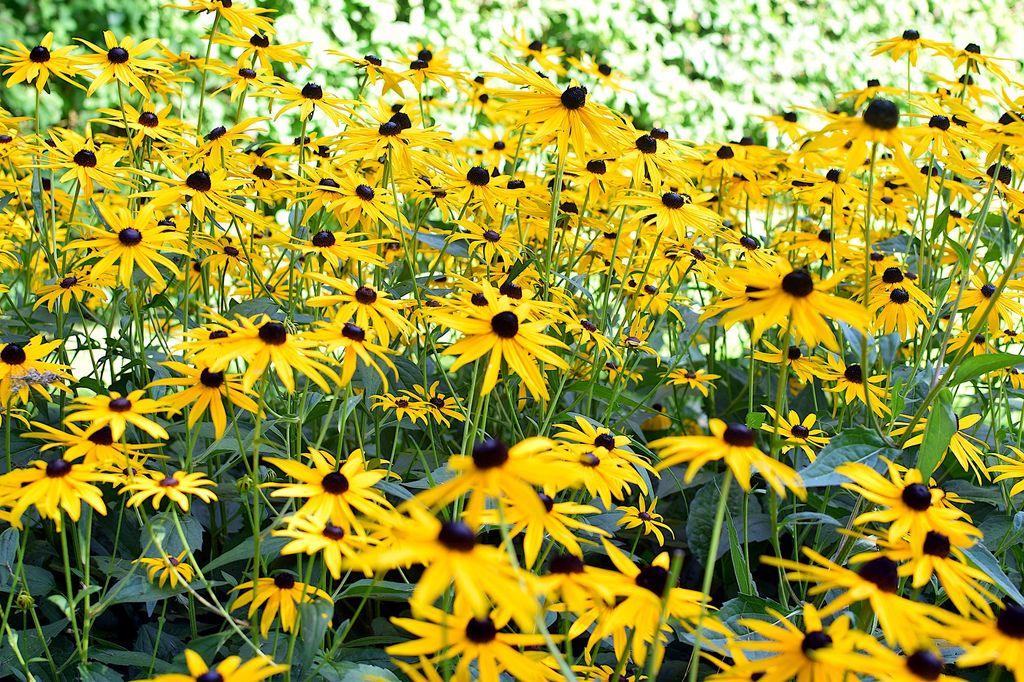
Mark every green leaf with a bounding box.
[318,661,400,682]
[917,390,955,480]
[725,512,757,596]
[204,536,288,573]
[297,597,335,677]
[963,542,1024,605]
[950,352,1024,387]
[797,427,899,487]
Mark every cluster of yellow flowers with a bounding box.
[6,2,1024,680]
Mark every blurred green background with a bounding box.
[2,0,1023,139]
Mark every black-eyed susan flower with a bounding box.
[717,260,868,351]
[136,551,195,589]
[149,362,259,439]
[432,284,568,399]
[666,367,720,397]
[193,315,338,393]
[728,603,868,682]
[67,202,187,288]
[137,648,286,682]
[760,406,829,462]
[491,56,619,158]
[4,457,115,531]
[763,549,948,649]
[0,336,72,404]
[65,390,169,441]
[262,448,392,531]
[837,460,980,551]
[122,469,217,511]
[414,437,575,526]
[652,420,806,498]
[388,604,558,682]
[891,412,990,481]
[616,496,673,546]
[362,505,536,628]
[273,514,376,580]
[77,31,166,98]
[0,32,83,91]
[230,574,332,638]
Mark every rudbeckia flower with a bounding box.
[0,32,83,91]
[432,284,568,399]
[77,31,167,98]
[261,448,392,531]
[122,469,218,511]
[3,457,115,531]
[716,260,869,351]
[137,648,285,682]
[652,419,806,499]
[230,574,332,638]
[136,551,195,589]
[65,390,169,441]
[388,604,559,682]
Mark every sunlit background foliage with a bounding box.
[6,0,1024,137]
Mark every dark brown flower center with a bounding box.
[863,98,900,130]
[472,438,509,469]
[258,321,287,345]
[548,553,584,574]
[905,650,943,680]
[311,230,336,248]
[108,397,132,412]
[560,86,587,110]
[722,423,756,447]
[466,166,490,186]
[464,617,497,643]
[635,565,669,595]
[118,228,142,246]
[902,483,931,510]
[857,556,899,592]
[30,46,51,63]
[46,459,72,477]
[273,573,296,590]
[199,369,224,388]
[186,171,212,192]
[781,269,815,297]
[437,522,476,552]
[491,311,519,338]
[341,323,365,342]
[997,604,1024,638]
[354,286,377,304]
[107,47,129,64]
[322,523,346,540]
[0,344,26,365]
[321,472,349,494]
[801,631,832,654]
[73,149,97,167]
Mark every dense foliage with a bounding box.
[5,1,1024,682]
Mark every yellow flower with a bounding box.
[77,31,167,98]
[652,419,806,499]
[2,458,115,531]
[122,469,218,511]
[135,648,285,682]
[231,574,333,638]
[65,390,169,441]
[136,551,195,589]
